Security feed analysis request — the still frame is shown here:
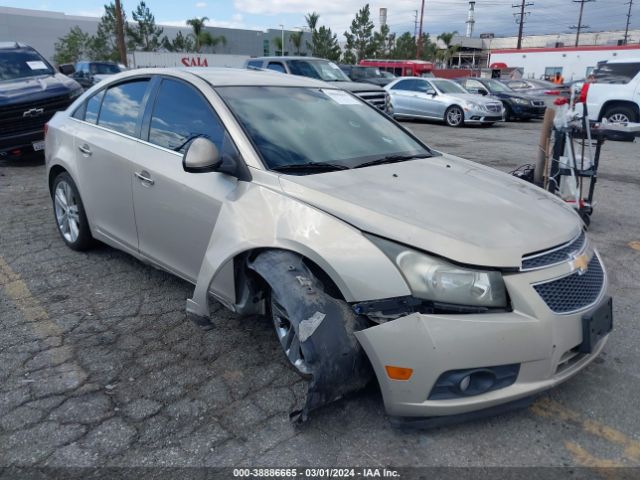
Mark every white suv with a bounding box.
[585,58,640,123]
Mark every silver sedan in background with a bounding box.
[385,77,505,127]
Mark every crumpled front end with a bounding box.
[354,250,611,418]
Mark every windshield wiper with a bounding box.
[271,162,350,174]
[354,154,430,169]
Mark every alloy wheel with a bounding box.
[447,107,463,127]
[271,296,311,376]
[608,113,630,123]
[54,180,80,243]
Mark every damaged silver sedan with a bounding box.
[45,68,612,424]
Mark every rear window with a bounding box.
[592,62,640,84]
[98,80,149,137]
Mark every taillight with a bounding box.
[545,90,561,95]
[579,82,590,103]
[44,123,49,137]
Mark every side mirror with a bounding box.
[183,137,222,173]
[426,89,437,96]
[59,64,75,75]
[478,88,489,96]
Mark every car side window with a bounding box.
[97,79,149,137]
[508,81,526,89]
[267,62,286,73]
[391,79,415,91]
[247,60,262,69]
[84,90,105,124]
[414,80,431,93]
[148,78,225,153]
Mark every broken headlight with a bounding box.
[369,236,507,308]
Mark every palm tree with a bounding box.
[305,12,319,32]
[437,31,459,68]
[273,36,283,55]
[289,31,303,55]
[186,16,208,52]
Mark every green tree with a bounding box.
[54,26,91,64]
[186,16,226,52]
[87,3,127,62]
[312,26,341,61]
[343,4,376,62]
[289,30,303,55]
[161,30,195,52]
[373,24,393,58]
[436,31,459,67]
[341,48,356,64]
[391,32,416,59]
[273,36,283,55]
[126,0,164,51]
[305,11,320,54]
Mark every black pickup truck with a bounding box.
[0,42,82,159]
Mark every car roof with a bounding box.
[606,57,640,64]
[0,41,35,51]
[249,56,329,62]
[108,67,330,88]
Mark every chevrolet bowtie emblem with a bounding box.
[571,253,589,275]
[23,107,44,118]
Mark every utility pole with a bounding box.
[279,24,285,56]
[114,0,127,66]
[570,0,595,47]
[416,0,425,59]
[624,0,634,44]
[513,0,533,49]
[414,10,419,39]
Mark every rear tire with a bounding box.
[51,172,93,251]
[603,105,638,124]
[444,105,465,127]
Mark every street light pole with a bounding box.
[279,24,285,56]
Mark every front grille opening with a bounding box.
[533,255,604,314]
[522,231,586,271]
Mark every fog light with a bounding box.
[428,364,520,400]
[459,375,471,392]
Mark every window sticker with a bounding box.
[26,61,48,70]
[321,89,362,105]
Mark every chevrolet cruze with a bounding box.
[45,68,612,423]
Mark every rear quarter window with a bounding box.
[73,90,105,123]
[592,62,640,84]
[97,80,149,137]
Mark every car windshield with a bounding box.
[0,49,54,81]
[217,86,431,171]
[484,79,512,92]
[432,79,467,94]
[359,67,383,78]
[288,60,351,82]
[90,63,121,74]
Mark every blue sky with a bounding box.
[2,0,636,39]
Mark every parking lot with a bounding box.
[1,119,639,470]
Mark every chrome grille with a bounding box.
[354,90,387,110]
[531,100,546,107]
[533,255,604,314]
[486,103,502,113]
[522,231,586,271]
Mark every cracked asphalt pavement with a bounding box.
[1,120,639,470]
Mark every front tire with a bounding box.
[444,105,465,127]
[52,172,93,251]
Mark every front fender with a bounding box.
[186,180,410,320]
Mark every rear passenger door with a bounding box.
[389,79,419,116]
[72,78,152,253]
[131,76,240,282]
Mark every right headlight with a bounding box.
[368,235,507,308]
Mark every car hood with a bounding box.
[278,154,581,268]
[0,73,80,106]
[331,81,384,92]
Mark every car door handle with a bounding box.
[78,144,92,156]
[134,171,155,186]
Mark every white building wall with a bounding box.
[485,30,640,49]
[489,46,640,81]
[129,51,249,68]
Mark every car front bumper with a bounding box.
[0,129,45,159]
[512,104,547,118]
[354,250,610,418]
[464,108,504,123]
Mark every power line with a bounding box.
[513,0,534,49]
[624,0,634,44]
[570,0,596,46]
